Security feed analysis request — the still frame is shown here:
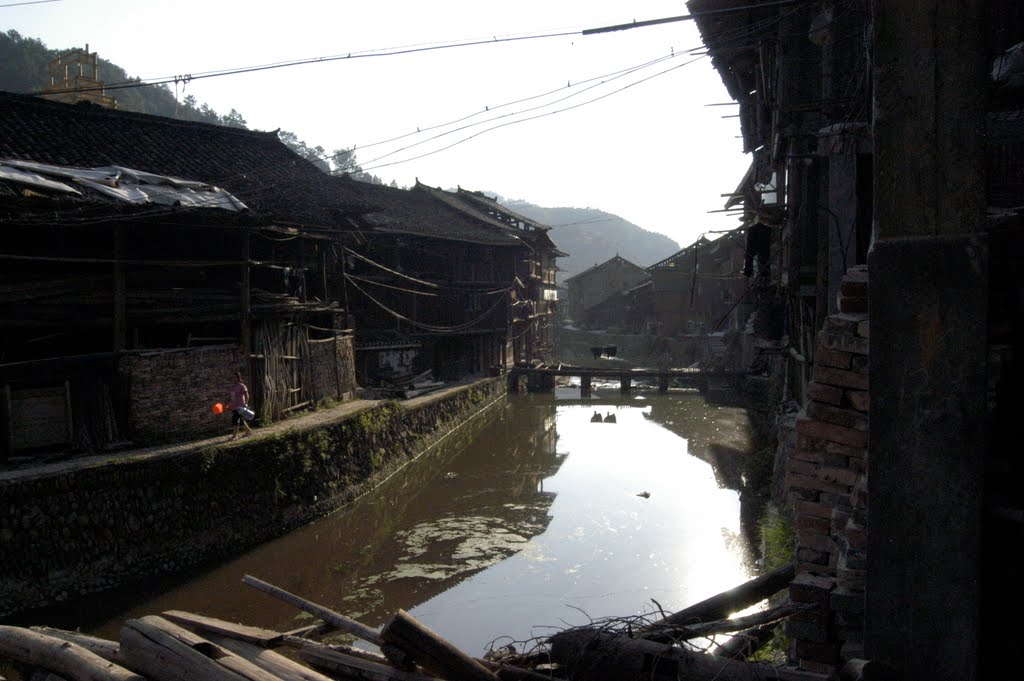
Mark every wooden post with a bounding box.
[1,384,12,463]
[580,375,591,397]
[619,375,631,393]
[241,227,251,360]
[332,334,342,400]
[658,375,669,393]
[380,610,497,681]
[113,224,127,351]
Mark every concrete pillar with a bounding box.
[867,2,987,679]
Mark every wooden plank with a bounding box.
[241,575,383,647]
[0,626,143,681]
[119,616,279,681]
[380,610,497,681]
[161,611,285,648]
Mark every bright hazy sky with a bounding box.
[2,0,750,248]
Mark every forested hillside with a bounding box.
[502,200,681,281]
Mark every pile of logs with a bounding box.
[0,565,854,681]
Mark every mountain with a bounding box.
[500,200,680,281]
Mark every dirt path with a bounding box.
[1,377,497,483]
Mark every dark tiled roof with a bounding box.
[337,178,524,247]
[415,183,564,252]
[0,91,371,226]
[563,254,645,283]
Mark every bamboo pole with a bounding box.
[241,575,383,647]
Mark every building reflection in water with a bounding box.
[86,392,751,658]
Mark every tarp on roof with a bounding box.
[0,159,248,211]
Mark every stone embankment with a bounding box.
[0,377,505,619]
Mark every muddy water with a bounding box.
[88,390,753,655]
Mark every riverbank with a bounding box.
[0,377,506,619]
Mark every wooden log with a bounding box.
[0,626,144,681]
[379,610,497,681]
[241,575,383,647]
[119,616,280,681]
[28,628,121,665]
[161,611,285,648]
[549,628,826,681]
[642,602,812,642]
[712,624,779,661]
[206,635,335,681]
[30,672,69,681]
[638,563,795,640]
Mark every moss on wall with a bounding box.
[0,377,505,618]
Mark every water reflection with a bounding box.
[86,393,752,657]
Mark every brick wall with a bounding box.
[786,265,869,674]
[119,345,247,444]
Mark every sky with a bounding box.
[1,0,751,248]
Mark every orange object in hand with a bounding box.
[212,402,225,414]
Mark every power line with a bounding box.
[28,29,581,98]
[0,0,61,7]
[358,55,706,173]
[582,0,804,35]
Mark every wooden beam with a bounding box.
[160,611,284,648]
[380,610,497,681]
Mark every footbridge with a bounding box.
[508,365,745,396]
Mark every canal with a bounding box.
[85,388,755,656]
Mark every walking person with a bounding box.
[227,371,254,440]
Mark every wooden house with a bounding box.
[326,178,532,384]
[418,185,566,365]
[643,228,749,336]
[0,91,366,457]
[563,255,647,329]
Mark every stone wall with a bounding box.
[119,345,247,444]
[0,377,505,618]
[786,265,869,674]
